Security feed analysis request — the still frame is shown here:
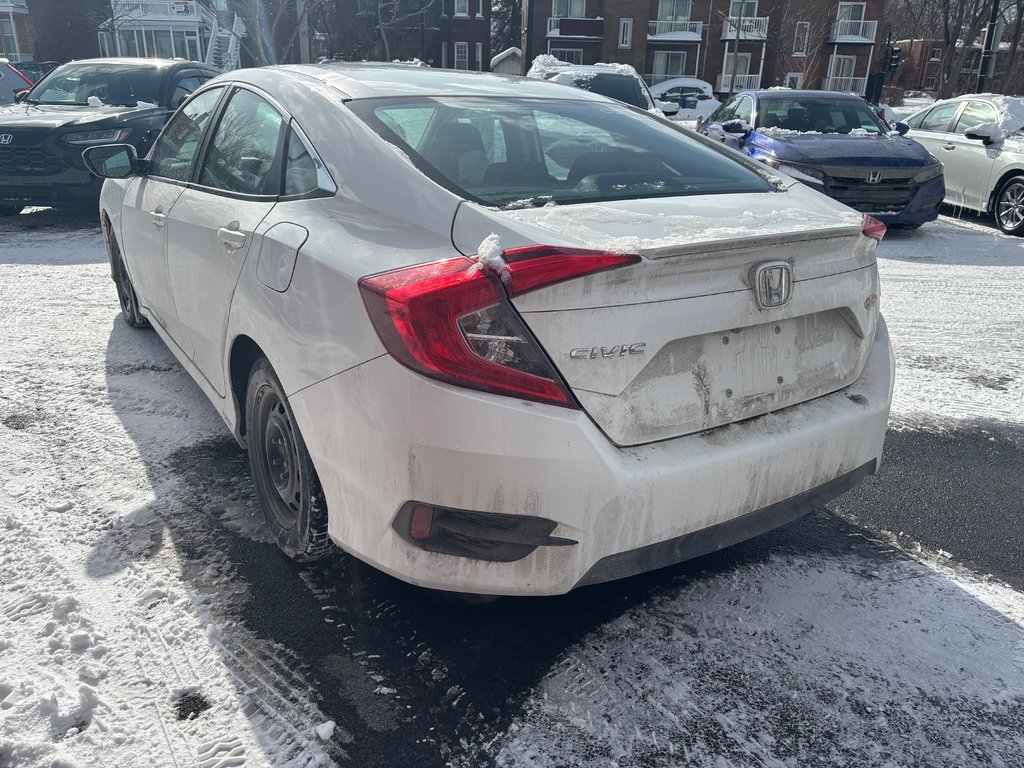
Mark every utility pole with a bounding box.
[522,0,534,74]
[977,0,1001,91]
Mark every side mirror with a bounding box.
[82,143,140,179]
[721,118,753,138]
[14,89,28,102]
[892,121,910,136]
[656,99,680,117]
[964,123,1001,145]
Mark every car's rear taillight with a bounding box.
[358,247,638,407]
[861,214,887,243]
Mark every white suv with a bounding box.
[906,94,1024,234]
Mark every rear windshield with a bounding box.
[554,72,651,110]
[756,96,889,134]
[350,96,773,209]
[26,62,162,107]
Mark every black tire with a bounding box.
[246,358,333,562]
[108,233,150,329]
[994,175,1024,235]
[0,205,24,217]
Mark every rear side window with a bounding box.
[283,127,318,196]
[918,102,960,132]
[351,96,772,209]
[953,101,997,134]
[149,86,223,181]
[199,88,286,195]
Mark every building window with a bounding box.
[657,0,691,21]
[930,47,941,60]
[442,41,448,68]
[793,21,809,56]
[0,17,18,58]
[552,0,585,18]
[925,76,936,88]
[455,41,469,70]
[549,46,584,64]
[729,0,757,17]
[476,42,483,70]
[454,0,469,16]
[653,50,686,78]
[618,18,633,48]
[836,2,865,21]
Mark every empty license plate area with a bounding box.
[707,319,799,403]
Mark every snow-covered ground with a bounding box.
[1,209,1022,767]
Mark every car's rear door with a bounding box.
[163,86,285,396]
[120,85,225,346]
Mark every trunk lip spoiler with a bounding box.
[638,223,864,260]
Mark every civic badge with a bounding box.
[0,134,12,145]
[753,261,792,309]
[865,170,882,184]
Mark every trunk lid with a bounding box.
[452,187,880,446]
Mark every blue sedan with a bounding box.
[697,90,944,228]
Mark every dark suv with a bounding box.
[0,58,219,215]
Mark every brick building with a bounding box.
[321,0,490,71]
[523,0,885,95]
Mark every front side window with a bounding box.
[149,87,223,181]
[953,101,997,134]
[918,101,960,132]
[352,97,773,209]
[733,96,753,124]
[198,88,286,195]
[170,75,208,109]
[26,62,162,106]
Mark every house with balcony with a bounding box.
[97,0,246,70]
[523,0,885,97]
[0,0,33,64]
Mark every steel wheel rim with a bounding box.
[260,391,302,529]
[997,182,1024,229]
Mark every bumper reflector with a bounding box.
[393,501,578,563]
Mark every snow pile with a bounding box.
[87,96,104,107]
[526,54,567,79]
[135,100,158,110]
[474,233,511,287]
[759,126,821,136]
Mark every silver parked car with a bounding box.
[84,64,894,595]
[906,94,1024,234]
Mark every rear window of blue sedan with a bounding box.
[350,97,773,209]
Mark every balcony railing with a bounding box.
[830,19,877,42]
[716,73,762,92]
[648,20,703,38]
[721,16,769,39]
[547,17,604,37]
[823,76,867,94]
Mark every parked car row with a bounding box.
[11,55,1019,596]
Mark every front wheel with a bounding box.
[994,175,1024,235]
[246,358,333,562]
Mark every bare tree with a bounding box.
[377,0,438,61]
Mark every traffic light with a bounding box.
[887,47,902,72]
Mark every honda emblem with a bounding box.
[0,134,12,145]
[753,262,793,309]
[865,170,882,184]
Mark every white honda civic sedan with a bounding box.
[85,64,894,596]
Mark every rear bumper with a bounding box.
[290,318,895,596]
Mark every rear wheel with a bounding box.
[994,175,1024,235]
[0,205,24,217]
[246,358,333,562]
[108,233,149,329]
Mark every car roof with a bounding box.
[748,89,867,100]
[229,63,614,103]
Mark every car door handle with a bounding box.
[941,143,956,150]
[218,224,247,250]
[149,207,166,227]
